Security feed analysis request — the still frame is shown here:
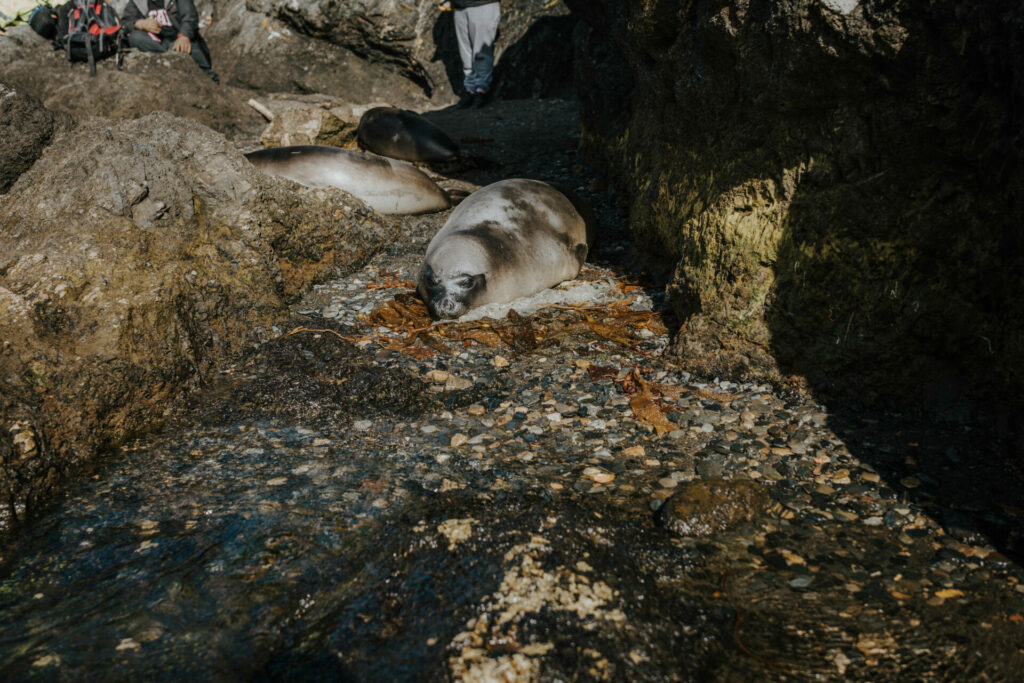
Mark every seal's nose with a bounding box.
[434,296,462,319]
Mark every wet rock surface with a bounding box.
[658,479,769,537]
[2,99,1023,680]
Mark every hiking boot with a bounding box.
[471,91,489,108]
[456,93,475,109]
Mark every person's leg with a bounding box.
[453,9,473,86]
[463,3,499,94]
[126,29,170,53]
[189,33,218,82]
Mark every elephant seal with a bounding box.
[357,107,460,163]
[244,145,451,215]
[417,179,595,319]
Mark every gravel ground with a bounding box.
[2,98,1023,680]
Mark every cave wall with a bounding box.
[567,0,1024,408]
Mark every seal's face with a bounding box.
[418,263,486,319]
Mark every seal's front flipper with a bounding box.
[573,243,589,268]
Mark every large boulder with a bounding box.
[0,81,72,194]
[0,111,401,527]
[567,0,1024,408]
[205,0,428,107]
[240,0,574,103]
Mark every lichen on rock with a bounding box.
[568,0,1024,411]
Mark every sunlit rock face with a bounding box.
[568,0,1024,408]
[0,110,401,527]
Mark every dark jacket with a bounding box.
[451,0,499,9]
[121,0,199,39]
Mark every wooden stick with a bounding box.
[247,99,275,121]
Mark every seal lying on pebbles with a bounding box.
[244,145,451,215]
[417,178,594,319]
[356,107,461,163]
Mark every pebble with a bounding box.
[658,477,678,489]
[492,356,509,368]
[426,370,449,384]
[450,433,469,448]
[354,420,372,431]
[115,638,140,652]
[445,376,473,391]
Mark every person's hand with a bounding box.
[172,35,191,53]
[135,18,161,33]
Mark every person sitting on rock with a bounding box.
[121,0,218,82]
[440,0,500,108]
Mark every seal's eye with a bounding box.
[456,276,476,289]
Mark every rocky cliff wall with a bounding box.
[568,0,1024,409]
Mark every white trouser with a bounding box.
[454,3,500,93]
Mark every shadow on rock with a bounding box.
[261,491,739,681]
[189,318,436,429]
[568,0,1024,562]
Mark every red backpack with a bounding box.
[54,1,123,76]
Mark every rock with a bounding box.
[0,112,401,528]
[0,32,263,140]
[260,106,358,148]
[568,0,1024,408]
[244,0,574,104]
[657,479,769,536]
[696,456,724,479]
[0,81,72,194]
[205,0,427,107]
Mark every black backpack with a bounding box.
[29,5,59,40]
[54,1,123,76]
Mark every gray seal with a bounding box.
[244,145,451,215]
[357,107,461,163]
[417,178,595,319]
